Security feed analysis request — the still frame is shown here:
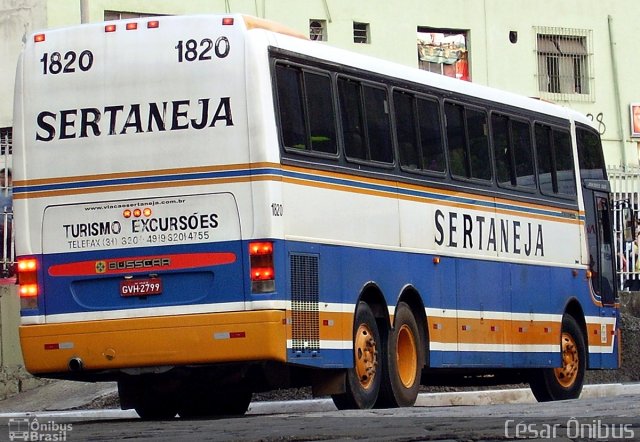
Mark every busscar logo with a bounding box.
[95,261,106,274]
[105,257,171,272]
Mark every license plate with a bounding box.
[120,278,163,297]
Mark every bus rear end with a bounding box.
[13,15,287,416]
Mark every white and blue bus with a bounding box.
[13,14,620,418]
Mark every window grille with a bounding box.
[353,22,369,44]
[535,27,594,102]
[309,20,327,41]
[104,10,163,21]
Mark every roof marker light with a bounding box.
[222,17,235,26]
[34,34,46,43]
[126,22,138,31]
[147,20,160,29]
[105,24,117,33]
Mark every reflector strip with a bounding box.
[213,331,246,340]
[48,252,236,276]
[44,342,74,350]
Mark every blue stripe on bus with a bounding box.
[13,165,584,222]
[35,238,589,317]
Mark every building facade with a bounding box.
[0,0,639,396]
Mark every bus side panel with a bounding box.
[282,241,615,370]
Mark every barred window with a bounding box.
[535,27,594,102]
[0,128,11,157]
[353,22,369,44]
[104,10,163,20]
[309,20,327,41]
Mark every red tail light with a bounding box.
[18,258,39,309]
[249,241,275,293]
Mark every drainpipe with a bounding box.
[608,15,627,167]
[80,0,90,23]
[322,0,332,23]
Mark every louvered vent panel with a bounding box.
[290,254,320,352]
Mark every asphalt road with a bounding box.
[1,385,639,441]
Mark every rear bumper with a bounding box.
[20,310,287,374]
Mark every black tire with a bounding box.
[134,393,178,420]
[529,314,586,402]
[332,302,382,410]
[178,384,252,418]
[377,302,422,408]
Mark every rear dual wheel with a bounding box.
[332,302,382,409]
[332,301,422,410]
[378,302,422,408]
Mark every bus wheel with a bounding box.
[529,315,586,402]
[178,383,252,418]
[332,302,381,410]
[134,392,178,420]
[378,302,422,407]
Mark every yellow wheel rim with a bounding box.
[354,323,377,390]
[554,332,579,388]
[396,324,418,388]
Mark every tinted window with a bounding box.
[275,64,337,155]
[363,85,393,163]
[554,130,576,196]
[492,114,512,185]
[576,127,606,180]
[417,97,445,172]
[305,72,337,154]
[338,78,366,160]
[467,108,491,180]
[394,91,420,169]
[512,120,535,188]
[535,124,554,194]
[535,123,576,197]
[445,102,467,177]
[492,114,535,189]
[395,92,445,173]
[338,77,393,164]
[446,102,491,181]
[275,64,306,149]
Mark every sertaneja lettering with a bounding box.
[434,209,544,257]
[35,97,233,142]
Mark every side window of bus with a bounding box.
[445,102,467,177]
[394,91,445,173]
[275,64,306,150]
[491,114,535,189]
[554,129,577,197]
[305,71,338,154]
[512,120,535,188]
[534,123,577,197]
[576,127,606,180]
[394,91,420,169]
[417,97,445,172]
[275,63,337,155]
[445,102,491,181]
[338,77,393,164]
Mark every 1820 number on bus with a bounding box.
[175,37,230,62]
[40,50,94,75]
